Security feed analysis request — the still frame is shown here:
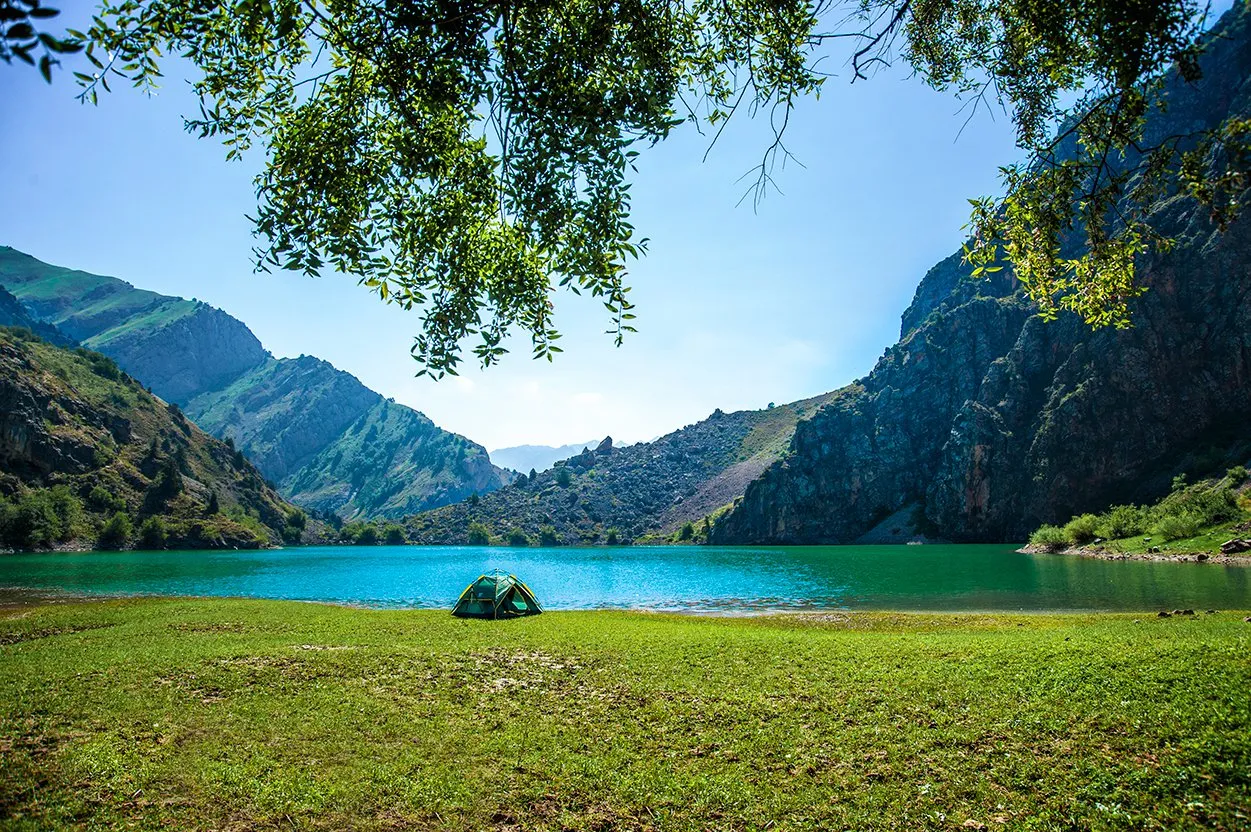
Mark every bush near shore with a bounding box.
[1029,469,1251,554]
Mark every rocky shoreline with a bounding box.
[1017,543,1250,567]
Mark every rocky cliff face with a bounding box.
[0,247,509,519]
[86,301,269,404]
[0,248,268,402]
[183,355,382,482]
[714,6,1251,544]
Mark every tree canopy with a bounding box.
[7,0,1249,373]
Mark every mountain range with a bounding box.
[406,394,839,545]
[4,9,1250,546]
[0,248,509,520]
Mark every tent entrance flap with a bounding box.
[452,570,543,619]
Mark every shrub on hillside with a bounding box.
[382,524,407,545]
[539,525,559,546]
[226,506,273,544]
[1029,524,1069,552]
[1154,485,1238,528]
[506,528,531,547]
[1151,511,1205,542]
[137,516,167,549]
[1226,465,1248,485]
[466,521,491,545]
[1099,505,1146,540]
[88,485,125,512]
[0,487,85,549]
[282,508,307,542]
[1063,514,1101,546]
[98,512,133,549]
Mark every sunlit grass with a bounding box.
[1,599,1248,830]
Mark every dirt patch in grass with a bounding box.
[0,622,116,646]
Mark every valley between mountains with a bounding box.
[3,9,1251,550]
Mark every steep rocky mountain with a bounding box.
[405,393,838,545]
[0,247,509,519]
[713,5,1251,544]
[0,326,319,549]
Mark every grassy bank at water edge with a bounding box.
[1,599,1249,830]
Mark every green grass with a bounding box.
[2,599,1248,830]
[83,299,198,350]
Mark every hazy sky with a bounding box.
[2,2,1031,450]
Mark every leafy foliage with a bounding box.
[959,3,1251,329]
[466,521,491,545]
[15,1,1241,371]
[1061,513,1101,546]
[97,511,133,549]
[1100,504,1147,540]
[1031,472,1247,549]
[0,0,81,81]
[381,523,406,545]
[0,486,84,549]
[138,515,168,549]
[1027,523,1070,552]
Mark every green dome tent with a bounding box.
[452,570,543,619]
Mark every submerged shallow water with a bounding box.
[1,544,1248,611]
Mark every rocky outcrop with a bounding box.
[184,355,382,482]
[714,6,1251,544]
[85,301,269,403]
[0,248,269,403]
[285,399,506,519]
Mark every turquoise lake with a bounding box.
[1,544,1249,611]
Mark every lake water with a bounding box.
[1,544,1249,612]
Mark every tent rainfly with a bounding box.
[451,570,543,619]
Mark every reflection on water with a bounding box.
[0,544,1247,611]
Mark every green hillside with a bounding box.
[405,391,842,545]
[287,399,504,519]
[182,355,382,481]
[0,286,72,346]
[0,327,321,550]
[0,247,509,520]
[1028,466,1251,559]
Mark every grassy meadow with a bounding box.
[1,599,1248,830]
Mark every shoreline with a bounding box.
[1017,543,1251,566]
[1,587,1246,617]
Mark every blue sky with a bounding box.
[2,2,1029,450]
